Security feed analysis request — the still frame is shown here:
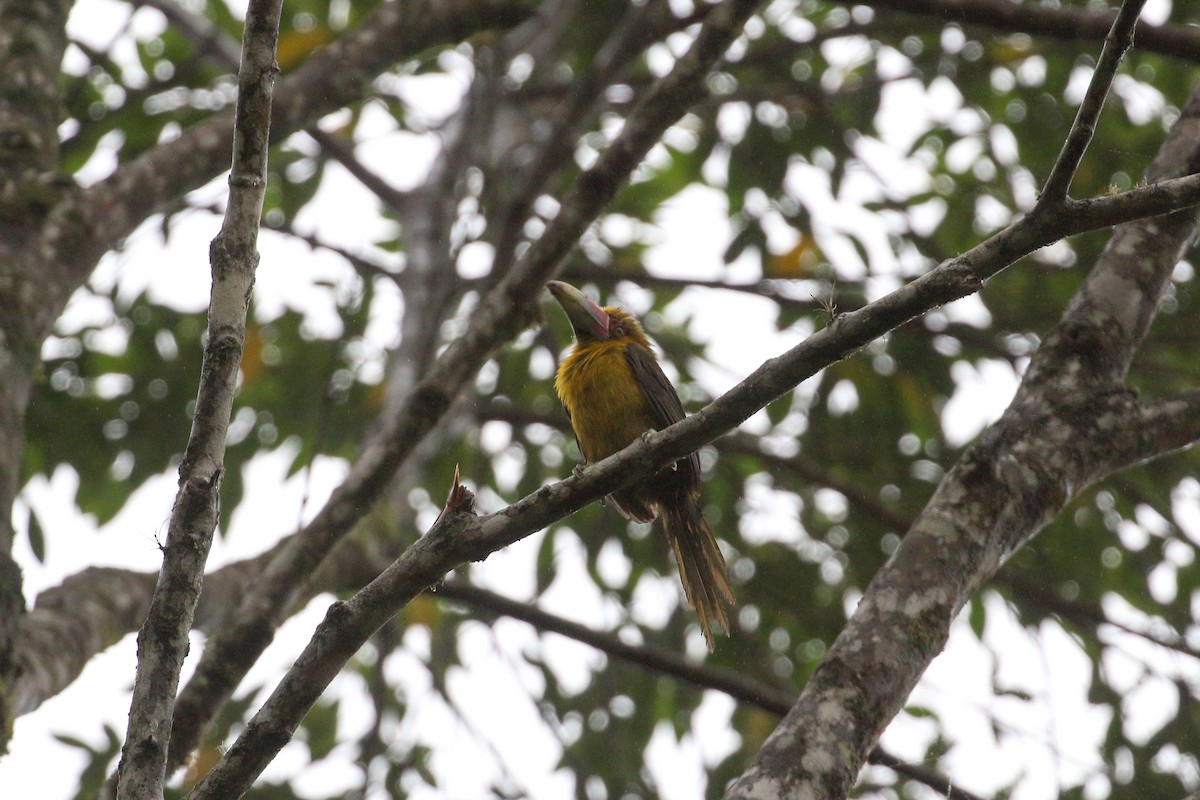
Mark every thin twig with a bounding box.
[306,126,411,214]
[1039,0,1148,205]
[433,581,988,800]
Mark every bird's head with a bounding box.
[546,281,648,345]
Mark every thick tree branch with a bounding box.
[1130,390,1200,462]
[12,525,393,721]
[857,0,1200,62]
[726,21,1200,797]
[1025,83,1200,395]
[0,0,72,752]
[114,3,281,798]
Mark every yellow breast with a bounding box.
[555,340,656,463]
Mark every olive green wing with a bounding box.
[624,343,701,478]
[559,403,591,465]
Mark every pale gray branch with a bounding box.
[1131,391,1200,463]
[114,2,281,798]
[1038,0,1146,205]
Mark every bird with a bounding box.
[546,280,734,650]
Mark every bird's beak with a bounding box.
[546,281,610,339]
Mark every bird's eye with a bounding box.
[613,325,625,336]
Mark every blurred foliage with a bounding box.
[22,0,1200,798]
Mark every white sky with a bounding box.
[3,0,1198,798]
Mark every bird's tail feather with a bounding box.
[662,503,734,651]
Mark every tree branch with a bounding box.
[433,581,989,800]
[485,0,700,283]
[158,0,750,775]
[114,3,281,797]
[1130,390,1200,463]
[32,376,1193,726]
[16,0,1190,791]
[1038,0,1146,205]
[857,0,1200,63]
[0,0,72,752]
[136,0,418,219]
[11,525,392,722]
[1024,82,1200,394]
[164,15,542,769]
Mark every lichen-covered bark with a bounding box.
[0,0,70,754]
[724,82,1200,800]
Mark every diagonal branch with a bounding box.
[726,30,1200,799]
[114,2,281,798]
[1038,0,1146,205]
[137,0,418,217]
[485,0,704,282]
[1024,81,1200,393]
[1129,390,1200,462]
